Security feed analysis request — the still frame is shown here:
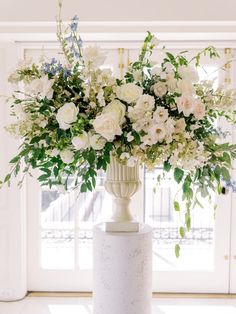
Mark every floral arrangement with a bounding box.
[3,10,236,253]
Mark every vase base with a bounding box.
[105,221,139,232]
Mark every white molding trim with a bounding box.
[1,21,236,43]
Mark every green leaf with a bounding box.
[221,167,230,181]
[174,168,184,183]
[174,201,180,211]
[175,244,180,258]
[86,180,92,191]
[164,161,171,172]
[223,152,231,165]
[38,174,50,182]
[80,183,87,193]
[4,173,11,183]
[10,156,20,164]
[40,168,51,176]
[185,212,191,230]
[53,167,59,177]
[133,131,141,145]
[179,227,185,238]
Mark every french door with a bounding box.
[25,43,236,292]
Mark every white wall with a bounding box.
[0,44,27,301]
[0,0,235,22]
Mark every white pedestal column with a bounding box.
[93,223,152,314]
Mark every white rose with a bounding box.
[89,134,106,150]
[152,82,167,97]
[136,94,155,111]
[103,99,126,124]
[193,100,205,120]
[60,149,74,164]
[178,65,199,82]
[56,102,79,130]
[93,112,122,141]
[116,83,143,104]
[83,46,107,68]
[26,75,55,99]
[177,79,195,95]
[72,131,90,150]
[176,95,195,117]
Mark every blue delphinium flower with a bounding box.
[41,58,64,75]
[70,15,79,32]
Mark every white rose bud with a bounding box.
[90,134,106,150]
[56,102,79,130]
[60,149,74,164]
[72,131,90,150]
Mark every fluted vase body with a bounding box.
[104,156,141,223]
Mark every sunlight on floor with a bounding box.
[48,304,93,314]
[156,305,236,314]
[1,297,236,314]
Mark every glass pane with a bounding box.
[40,171,112,270]
[144,168,215,271]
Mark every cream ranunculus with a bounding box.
[136,94,155,111]
[56,102,79,130]
[102,99,126,124]
[93,112,122,141]
[26,75,55,99]
[176,95,195,117]
[116,83,143,104]
[148,123,166,143]
[72,131,90,150]
[152,82,167,97]
[153,106,168,123]
[60,149,74,164]
[89,134,106,150]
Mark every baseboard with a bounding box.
[27,292,236,298]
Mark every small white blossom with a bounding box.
[89,133,106,150]
[26,75,55,99]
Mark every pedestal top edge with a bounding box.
[93,223,152,236]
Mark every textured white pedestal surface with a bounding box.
[93,223,152,314]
